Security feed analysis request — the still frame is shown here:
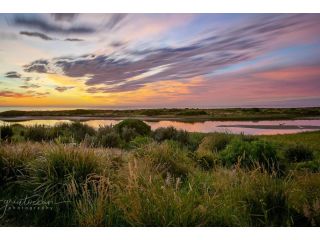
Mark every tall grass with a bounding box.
[0,123,319,226]
[134,141,194,179]
[0,125,14,141]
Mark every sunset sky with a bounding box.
[0,13,320,108]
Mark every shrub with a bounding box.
[152,127,190,145]
[197,133,231,153]
[284,143,314,162]
[96,125,114,135]
[128,136,153,149]
[99,132,121,148]
[0,143,40,192]
[119,175,216,226]
[0,125,14,141]
[188,132,205,151]
[120,126,138,142]
[54,122,96,143]
[73,175,111,226]
[30,145,101,199]
[95,125,121,148]
[293,160,320,172]
[136,141,193,178]
[239,133,258,142]
[25,125,55,141]
[219,139,282,173]
[289,173,320,226]
[115,119,151,136]
[193,150,218,170]
[246,184,291,226]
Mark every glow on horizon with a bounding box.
[0,14,320,108]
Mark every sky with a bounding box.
[0,13,320,109]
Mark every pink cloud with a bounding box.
[177,65,320,106]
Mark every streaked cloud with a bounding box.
[55,86,74,92]
[64,38,83,42]
[20,31,53,40]
[13,15,96,34]
[20,84,40,89]
[23,14,320,95]
[1,13,320,107]
[0,90,49,98]
[51,13,79,22]
[105,13,127,30]
[5,71,21,78]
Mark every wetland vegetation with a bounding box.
[0,120,319,226]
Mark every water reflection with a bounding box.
[1,119,320,135]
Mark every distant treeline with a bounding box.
[0,107,320,120]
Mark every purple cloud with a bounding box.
[20,31,53,40]
[5,71,21,78]
[22,14,320,94]
[55,86,74,92]
[13,15,95,34]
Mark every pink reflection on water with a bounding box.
[145,120,320,135]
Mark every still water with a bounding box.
[1,119,320,135]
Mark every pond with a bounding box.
[1,119,320,135]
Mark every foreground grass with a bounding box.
[0,122,319,226]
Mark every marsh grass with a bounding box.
[0,125,14,141]
[152,127,190,146]
[134,140,194,179]
[71,174,125,226]
[197,133,232,152]
[28,144,117,200]
[218,138,285,174]
[0,142,41,195]
[284,143,314,162]
[0,122,319,226]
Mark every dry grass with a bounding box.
[0,131,319,226]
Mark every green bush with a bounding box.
[219,139,281,173]
[115,119,151,136]
[0,143,39,192]
[239,133,258,142]
[152,127,190,145]
[0,125,14,141]
[246,184,291,226]
[289,173,320,226]
[197,133,231,153]
[193,150,218,170]
[284,143,314,162]
[95,125,121,148]
[120,126,138,142]
[31,145,101,199]
[187,132,205,151]
[99,132,121,148]
[54,122,96,143]
[136,141,193,178]
[128,136,153,149]
[96,125,114,136]
[293,160,320,172]
[25,125,56,141]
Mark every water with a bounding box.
[1,119,320,135]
